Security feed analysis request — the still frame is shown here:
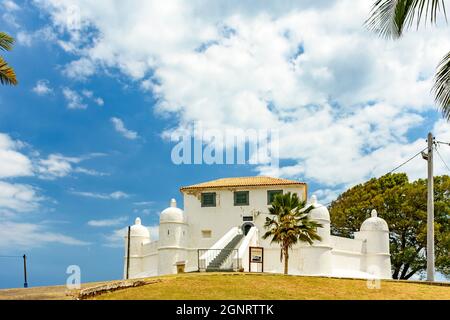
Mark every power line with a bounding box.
[435,146,450,172]
[0,255,22,258]
[436,140,450,146]
[323,146,429,207]
[387,147,428,175]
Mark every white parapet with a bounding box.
[235,227,259,272]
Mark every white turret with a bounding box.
[355,210,391,279]
[123,217,151,279]
[158,199,188,275]
[308,195,331,245]
[299,195,332,276]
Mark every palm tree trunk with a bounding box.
[283,245,289,275]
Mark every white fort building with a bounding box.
[123,177,391,279]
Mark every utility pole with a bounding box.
[422,132,435,282]
[23,254,28,288]
[126,226,131,280]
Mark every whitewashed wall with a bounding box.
[183,185,307,252]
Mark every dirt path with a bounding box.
[0,281,106,300]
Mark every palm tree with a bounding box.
[262,192,322,275]
[365,0,449,120]
[0,32,18,86]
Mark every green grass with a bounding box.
[93,273,450,300]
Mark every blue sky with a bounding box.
[0,0,449,288]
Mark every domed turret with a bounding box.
[158,198,188,275]
[160,199,184,223]
[299,195,332,276]
[305,195,331,244]
[123,217,150,279]
[308,195,330,221]
[355,209,391,279]
[130,217,151,238]
[361,210,389,232]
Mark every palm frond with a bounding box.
[433,51,450,120]
[365,0,447,39]
[0,32,15,51]
[0,56,18,85]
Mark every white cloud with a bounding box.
[133,201,155,206]
[433,119,450,175]
[16,31,33,46]
[110,191,129,199]
[94,97,104,106]
[63,58,96,79]
[62,87,87,109]
[103,227,127,247]
[70,190,130,200]
[62,87,104,109]
[0,133,33,179]
[0,221,90,249]
[87,216,128,227]
[16,27,57,47]
[0,181,41,213]
[3,0,20,11]
[133,208,154,216]
[312,188,343,205]
[0,133,105,218]
[73,167,107,176]
[32,79,53,96]
[1,0,20,27]
[82,90,104,106]
[37,154,79,179]
[111,117,139,140]
[35,0,450,191]
[37,153,106,180]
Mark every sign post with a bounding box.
[249,247,264,273]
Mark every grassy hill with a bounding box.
[1,273,449,300]
[94,273,449,300]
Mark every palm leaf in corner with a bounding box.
[0,56,18,85]
[365,0,446,39]
[0,32,18,86]
[0,32,15,51]
[366,0,450,120]
[433,52,450,120]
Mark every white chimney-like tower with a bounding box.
[355,210,391,279]
[299,195,332,276]
[123,217,150,279]
[158,199,188,275]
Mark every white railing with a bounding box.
[235,227,259,272]
[198,249,239,271]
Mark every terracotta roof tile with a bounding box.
[180,176,306,191]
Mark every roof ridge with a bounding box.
[180,176,306,191]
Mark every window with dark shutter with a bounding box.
[267,190,283,204]
[201,192,216,207]
[234,191,249,206]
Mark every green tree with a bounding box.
[262,192,322,275]
[366,0,450,120]
[330,173,450,280]
[0,32,18,86]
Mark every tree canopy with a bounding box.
[329,173,449,280]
